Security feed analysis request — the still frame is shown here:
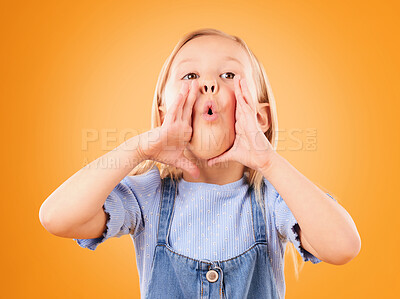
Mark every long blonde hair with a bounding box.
[129,28,309,279]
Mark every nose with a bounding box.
[201,78,218,94]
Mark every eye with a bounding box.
[182,73,198,80]
[221,72,235,79]
[181,72,236,80]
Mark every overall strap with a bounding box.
[156,176,177,245]
[250,179,267,242]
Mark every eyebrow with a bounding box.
[175,56,243,67]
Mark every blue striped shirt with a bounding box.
[74,165,336,298]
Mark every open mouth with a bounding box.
[202,100,217,114]
[201,100,219,122]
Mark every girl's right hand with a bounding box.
[140,80,200,179]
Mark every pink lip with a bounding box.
[198,99,219,122]
[201,112,219,122]
[203,100,217,114]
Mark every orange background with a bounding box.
[2,0,399,298]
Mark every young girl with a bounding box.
[39,28,361,299]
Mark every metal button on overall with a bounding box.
[206,269,219,282]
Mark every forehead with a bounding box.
[171,35,251,71]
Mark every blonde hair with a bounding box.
[129,28,310,279]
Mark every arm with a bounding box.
[261,151,361,265]
[39,131,152,238]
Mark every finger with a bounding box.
[234,80,247,123]
[235,77,253,116]
[182,79,198,121]
[235,90,243,120]
[176,82,190,120]
[235,79,247,112]
[167,82,189,121]
[234,75,248,107]
[235,76,255,116]
[236,76,254,115]
[240,78,256,113]
[166,94,181,123]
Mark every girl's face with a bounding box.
[163,35,257,161]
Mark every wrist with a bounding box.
[259,150,280,179]
[116,134,146,165]
[137,127,163,161]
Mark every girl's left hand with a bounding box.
[207,75,275,173]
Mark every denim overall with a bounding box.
[144,176,279,299]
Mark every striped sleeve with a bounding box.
[73,177,144,251]
[274,191,337,264]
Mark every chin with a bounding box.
[187,146,224,161]
[187,123,235,161]
[187,138,232,162]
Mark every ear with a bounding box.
[256,102,271,133]
[158,104,167,125]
